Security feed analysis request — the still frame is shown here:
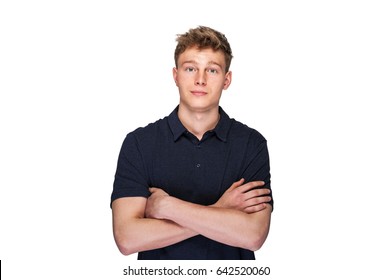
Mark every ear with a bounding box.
[223,71,232,90]
[172,67,179,86]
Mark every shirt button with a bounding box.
[196,163,201,168]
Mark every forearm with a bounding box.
[159,197,271,251]
[114,217,197,255]
[112,197,198,255]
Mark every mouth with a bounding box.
[191,90,207,96]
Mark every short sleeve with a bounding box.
[110,133,150,207]
[241,130,274,210]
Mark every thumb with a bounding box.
[149,187,159,193]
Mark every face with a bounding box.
[173,47,232,113]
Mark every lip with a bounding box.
[191,90,207,96]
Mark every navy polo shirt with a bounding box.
[111,106,273,260]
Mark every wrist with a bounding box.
[159,195,175,220]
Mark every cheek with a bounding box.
[176,75,193,87]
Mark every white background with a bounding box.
[1,0,390,279]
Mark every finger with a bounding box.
[243,203,267,214]
[149,187,161,194]
[238,181,265,193]
[150,187,170,197]
[245,196,271,207]
[243,188,270,200]
[228,178,245,190]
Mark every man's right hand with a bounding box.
[212,178,271,213]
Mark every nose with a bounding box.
[195,72,206,86]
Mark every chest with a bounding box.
[146,137,244,205]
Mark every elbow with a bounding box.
[114,232,138,256]
[119,247,135,256]
[244,226,270,251]
[244,206,272,251]
[117,243,134,256]
[246,234,267,251]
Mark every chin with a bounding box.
[180,97,219,112]
[189,104,219,113]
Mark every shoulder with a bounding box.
[125,116,169,142]
[117,117,169,157]
[219,107,266,143]
[230,118,267,143]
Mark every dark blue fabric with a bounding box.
[111,106,273,260]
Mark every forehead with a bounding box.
[178,46,226,67]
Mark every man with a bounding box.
[111,26,273,260]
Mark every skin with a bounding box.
[112,47,272,256]
[173,47,231,139]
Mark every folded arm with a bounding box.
[146,180,271,251]
[112,197,197,255]
[112,179,271,255]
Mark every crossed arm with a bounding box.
[112,178,272,256]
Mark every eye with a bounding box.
[185,67,196,72]
[207,68,218,74]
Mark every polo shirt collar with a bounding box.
[168,106,187,142]
[168,106,231,142]
[214,107,230,142]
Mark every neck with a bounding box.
[178,105,220,140]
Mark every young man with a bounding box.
[111,26,273,260]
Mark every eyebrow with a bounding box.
[181,60,223,69]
